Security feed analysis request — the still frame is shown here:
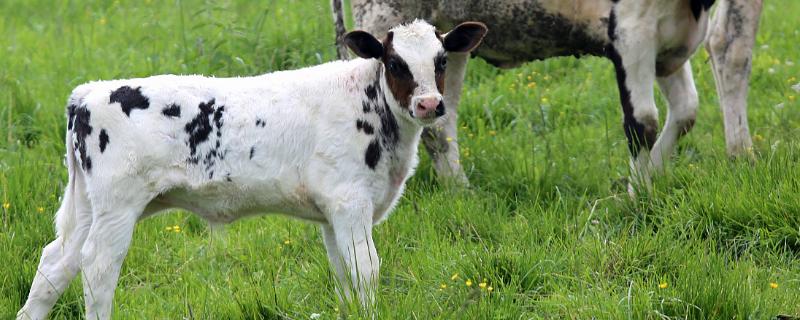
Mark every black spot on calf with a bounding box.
[67,104,77,130]
[185,99,228,179]
[72,106,93,172]
[99,129,109,153]
[213,106,225,138]
[356,119,375,135]
[359,69,400,170]
[365,139,381,169]
[185,99,216,161]
[162,104,181,117]
[255,119,266,127]
[249,146,256,159]
[110,86,150,116]
[365,84,378,100]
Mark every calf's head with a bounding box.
[345,20,487,125]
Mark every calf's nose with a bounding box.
[416,97,443,118]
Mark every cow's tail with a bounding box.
[331,0,350,60]
[55,99,87,242]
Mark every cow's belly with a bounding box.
[434,0,612,67]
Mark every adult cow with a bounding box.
[333,0,762,189]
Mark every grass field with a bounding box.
[1,0,799,319]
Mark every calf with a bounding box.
[17,20,487,319]
[334,0,763,189]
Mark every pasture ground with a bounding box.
[1,0,799,318]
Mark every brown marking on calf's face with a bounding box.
[434,30,447,93]
[381,32,418,110]
[434,51,447,94]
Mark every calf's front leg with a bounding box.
[322,198,379,309]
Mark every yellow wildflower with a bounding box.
[659,282,668,289]
[488,130,497,136]
[440,283,447,289]
[753,134,764,143]
[451,273,459,281]
[446,137,453,142]
[789,95,796,102]
[527,82,537,89]
[284,239,292,245]
[770,282,779,289]
[165,226,173,231]
[541,97,549,104]
[2,202,10,210]
[487,286,494,292]
[465,279,473,287]
[173,225,181,232]
[37,207,45,213]
[479,282,487,289]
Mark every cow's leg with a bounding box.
[707,0,762,157]
[422,52,470,185]
[607,12,659,192]
[17,176,92,320]
[325,198,379,308]
[652,61,699,170]
[80,182,151,320]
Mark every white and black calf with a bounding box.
[17,20,487,320]
[335,0,763,188]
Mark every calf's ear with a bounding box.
[344,30,384,59]
[443,22,488,53]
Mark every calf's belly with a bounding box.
[149,180,327,224]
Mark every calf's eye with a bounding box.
[387,60,398,72]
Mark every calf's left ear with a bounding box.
[443,22,488,53]
[344,30,384,59]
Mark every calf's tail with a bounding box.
[55,104,83,242]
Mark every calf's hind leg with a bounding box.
[17,177,92,320]
[79,181,153,320]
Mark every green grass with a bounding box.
[2,0,799,318]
